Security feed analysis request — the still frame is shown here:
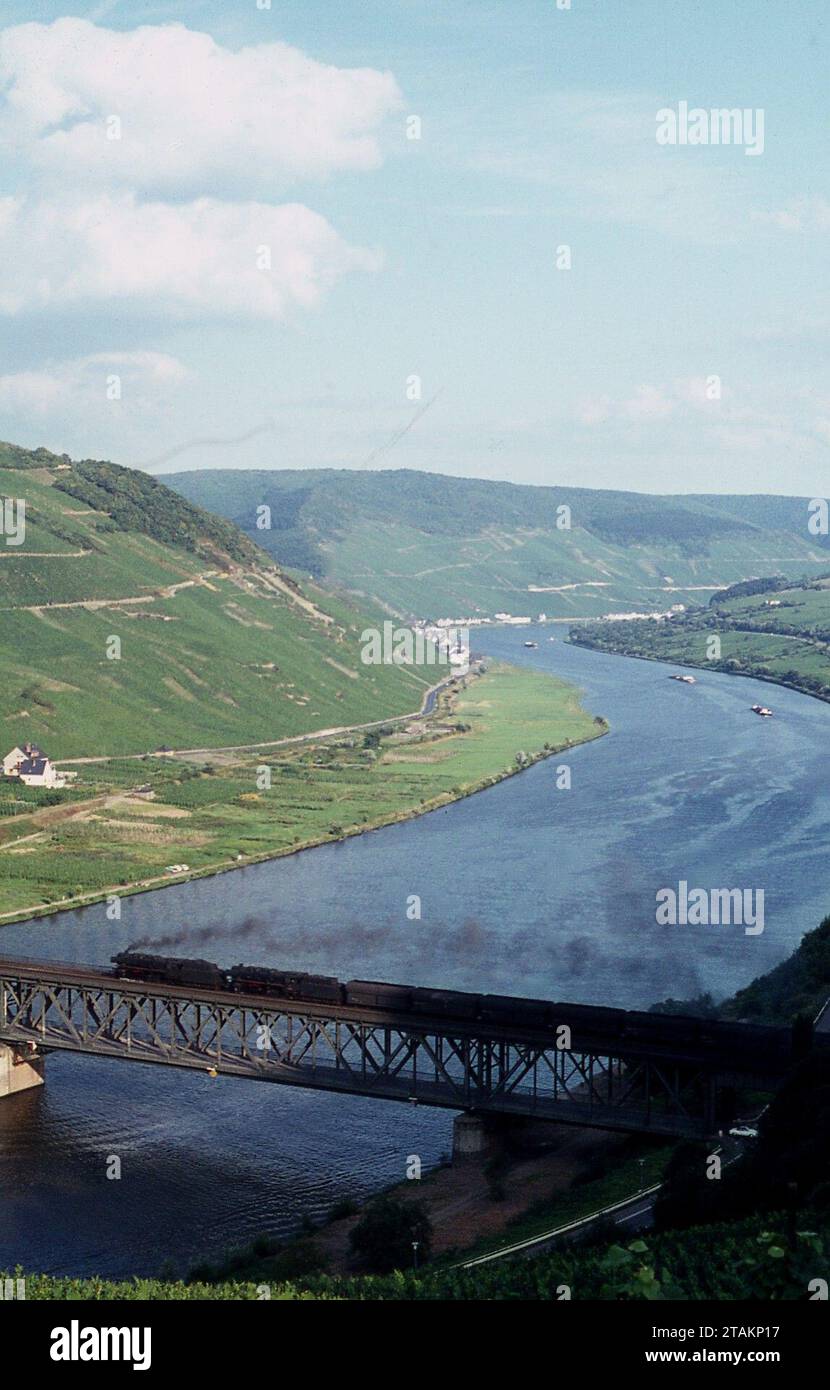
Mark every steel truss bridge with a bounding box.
[0,957,818,1138]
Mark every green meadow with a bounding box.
[0,663,605,921]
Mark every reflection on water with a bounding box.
[2,633,829,1275]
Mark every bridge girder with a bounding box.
[0,966,729,1137]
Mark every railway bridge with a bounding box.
[0,956,820,1142]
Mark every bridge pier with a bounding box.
[452,1112,493,1161]
[0,1042,44,1098]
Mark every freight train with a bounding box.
[109,951,805,1058]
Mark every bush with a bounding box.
[349,1197,432,1273]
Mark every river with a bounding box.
[2,631,829,1276]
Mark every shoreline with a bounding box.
[0,667,608,929]
[567,633,830,707]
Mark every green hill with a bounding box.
[0,444,434,758]
[163,467,830,619]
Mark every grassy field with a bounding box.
[0,662,606,921]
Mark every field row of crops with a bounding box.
[7,1211,825,1301]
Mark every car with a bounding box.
[728,1125,759,1139]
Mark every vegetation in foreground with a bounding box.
[10,1056,829,1300]
[7,1210,827,1300]
[0,662,605,919]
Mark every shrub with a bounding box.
[349,1198,432,1273]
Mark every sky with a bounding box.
[0,0,828,495]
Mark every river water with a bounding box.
[2,631,829,1276]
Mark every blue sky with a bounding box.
[0,0,827,495]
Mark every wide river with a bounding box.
[2,631,829,1277]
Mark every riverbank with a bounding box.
[190,1128,671,1286]
[0,661,607,924]
[569,578,830,707]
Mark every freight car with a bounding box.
[410,986,480,1021]
[107,955,802,1065]
[479,994,555,1028]
[343,980,413,1011]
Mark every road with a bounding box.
[461,1138,748,1269]
[54,674,455,767]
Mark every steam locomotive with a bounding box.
[108,951,805,1059]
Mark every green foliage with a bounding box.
[10,1210,827,1299]
[51,456,265,567]
[0,450,433,760]
[723,915,830,1024]
[349,1197,433,1273]
[656,1055,830,1230]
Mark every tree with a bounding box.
[349,1197,432,1273]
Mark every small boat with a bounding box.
[548,637,556,642]
[751,704,773,717]
[523,640,538,648]
[670,674,697,684]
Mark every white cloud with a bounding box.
[577,378,724,427]
[0,18,403,197]
[621,384,675,422]
[0,193,380,317]
[0,351,189,414]
[752,199,830,233]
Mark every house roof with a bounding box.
[5,743,46,763]
[18,758,49,776]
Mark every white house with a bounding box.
[2,746,27,777]
[18,757,65,788]
[3,743,45,777]
[3,743,65,788]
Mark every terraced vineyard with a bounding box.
[0,443,432,759]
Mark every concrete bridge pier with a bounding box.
[452,1111,494,1161]
[0,1042,45,1098]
